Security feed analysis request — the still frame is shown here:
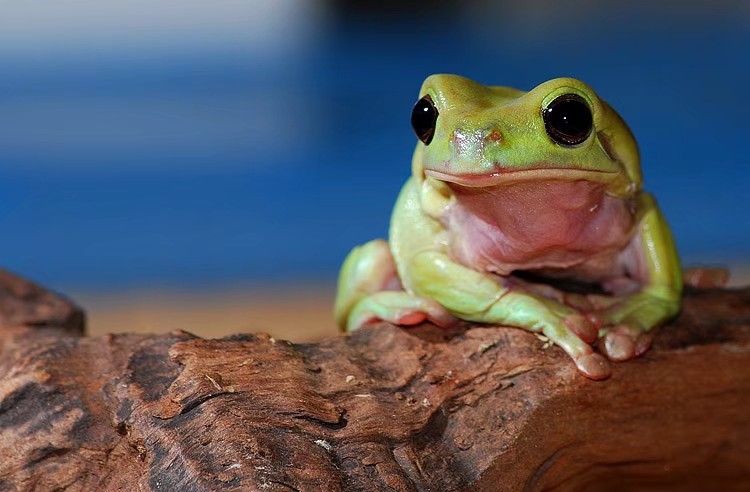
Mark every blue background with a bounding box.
[1,2,748,293]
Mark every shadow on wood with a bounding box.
[0,269,747,491]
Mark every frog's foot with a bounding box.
[595,291,679,362]
[599,324,654,362]
[347,291,458,331]
[476,290,610,379]
[554,313,610,379]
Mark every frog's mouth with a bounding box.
[424,166,619,187]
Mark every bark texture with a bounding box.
[0,269,747,491]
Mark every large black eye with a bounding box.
[542,94,593,146]
[411,95,439,145]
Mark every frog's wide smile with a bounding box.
[424,166,618,187]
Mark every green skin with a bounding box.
[334,74,682,380]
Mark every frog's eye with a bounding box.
[411,95,439,145]
[542,94,593,146]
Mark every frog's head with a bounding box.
[410,74,641,197]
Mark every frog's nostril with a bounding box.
[486,129,503,143]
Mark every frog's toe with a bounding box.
[563,312,599,344]
[601,329,635,361]
[397,312,428,326]
[633,331,655,356]
[600,325,654,361]
[573,352,611,380]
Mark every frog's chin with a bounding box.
[424,167,618,187]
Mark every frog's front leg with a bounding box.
[333,239,457,331]
[408,251,610,380]
[597,193,682,361]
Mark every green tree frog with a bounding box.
[334,74,682,380]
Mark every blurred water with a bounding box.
[0,2,748,292]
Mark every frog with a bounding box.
[334,74,682,380]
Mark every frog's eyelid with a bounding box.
[542,86,595,109]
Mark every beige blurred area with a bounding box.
[73,264,749,343]
[74,284,340,343]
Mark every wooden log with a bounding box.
[0,269,747,491]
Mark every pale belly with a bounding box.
[443,180,637,280]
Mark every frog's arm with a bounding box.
[406,250,610,379]
[626,192,683,316]
[598,192,682,359]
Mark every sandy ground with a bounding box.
[76,285,340,342]
[74,265,750,343]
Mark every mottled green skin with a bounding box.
[334,74,682,380]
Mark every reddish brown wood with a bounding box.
[0,269,747,491]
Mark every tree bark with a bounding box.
[0,269,747,491]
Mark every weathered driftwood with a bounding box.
[0,269,747,492]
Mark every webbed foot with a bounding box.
[497,299,610,380]
[594,291,678,362]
